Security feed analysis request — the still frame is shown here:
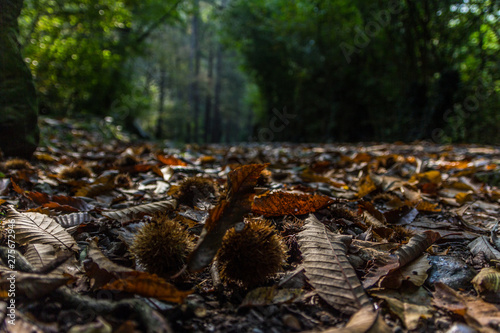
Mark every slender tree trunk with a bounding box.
[155,62,167,138]
[189,0,200,143]
[204,45,214,143]
[0,0,39,158]
[211,42,223,143]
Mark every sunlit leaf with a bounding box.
[5,206,77,250]
[252,191,333,217]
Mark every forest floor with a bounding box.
[0,117,499,333]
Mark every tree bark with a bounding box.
[204,45,214,143]
[155,62,167,138]
[0,0,39,159]
[189,0,200,143]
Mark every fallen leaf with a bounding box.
[187,164,267,272]
[298,214,371,314]
[102,271,192,303]
[371,287,433,330]
[252,191,333,217]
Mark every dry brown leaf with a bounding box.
[5,206,77,251]
[305,306,391,333]
[102,200,177,222]
[357,175,377,198]
[471,267,500,303]
[363,231,440,289]
[456,192,474,205]
[24,244,56,271]
[42,202,79,213]
[371,287,433,330]
[432,282,468,315]
[398,254,431,287]
[252,191,334,217]
[26,191,50,205]
[298,214,371,314]
[101,271,192,303]
[468,236,500,261]
[157,154,188,166]
[415,201,441,213]
[54,212,91,228]
[187,164,267,272]
[0,271,72,299]
[433,283,500,332]
[84,239,133,288]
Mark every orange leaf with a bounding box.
[455,192,474,205]
[42,202,79,213]
[26,191,51,205]
[357,175,377,198]
[102,271,192,303]
[157,154,187,166]
[416,201,441,213]
[52,195,92,211]
[10,178,24,194]
[227,163,269,199]
[252,191,334,217]
[409,170,441,184]
[187,164,267,272]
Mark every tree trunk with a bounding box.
[155,62,167,138]
[204,45,214,143]
[211,42,223,143]
[189,0,200,143]
[0,0,39,159]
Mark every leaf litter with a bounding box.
[0,120,499,332]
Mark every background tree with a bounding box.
[0,0,39,158]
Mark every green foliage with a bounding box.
[19,0,181,118]
[222,0,500,143]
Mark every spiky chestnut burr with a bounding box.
[130,215,194,277]
[175,177,217,207]
[3,158,32,171]
[217,219,287,287]
[59,165,92,180]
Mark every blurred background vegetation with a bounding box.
[19,0,499,144]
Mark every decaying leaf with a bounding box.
[0,271,72,299]
[432,282,468,315]
[395,230,441,267]
[187,164,267,272]
[298,214,371,314]
[252,191,334,217]
[102,200,177,222]
[357,174,377,198]
[84,239,133,288]
[371,287,433,330]
[398,254,431,287]
[471,267,500,303]
[5,206,77,251]
[433,282,500,332]
[468,236,500,261]
[363,231,440,289]
[54,212,92,228]
[102,271,192,303]
[305,306,391,333]
[24,244,56,271]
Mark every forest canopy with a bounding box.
[19,0,500,144]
